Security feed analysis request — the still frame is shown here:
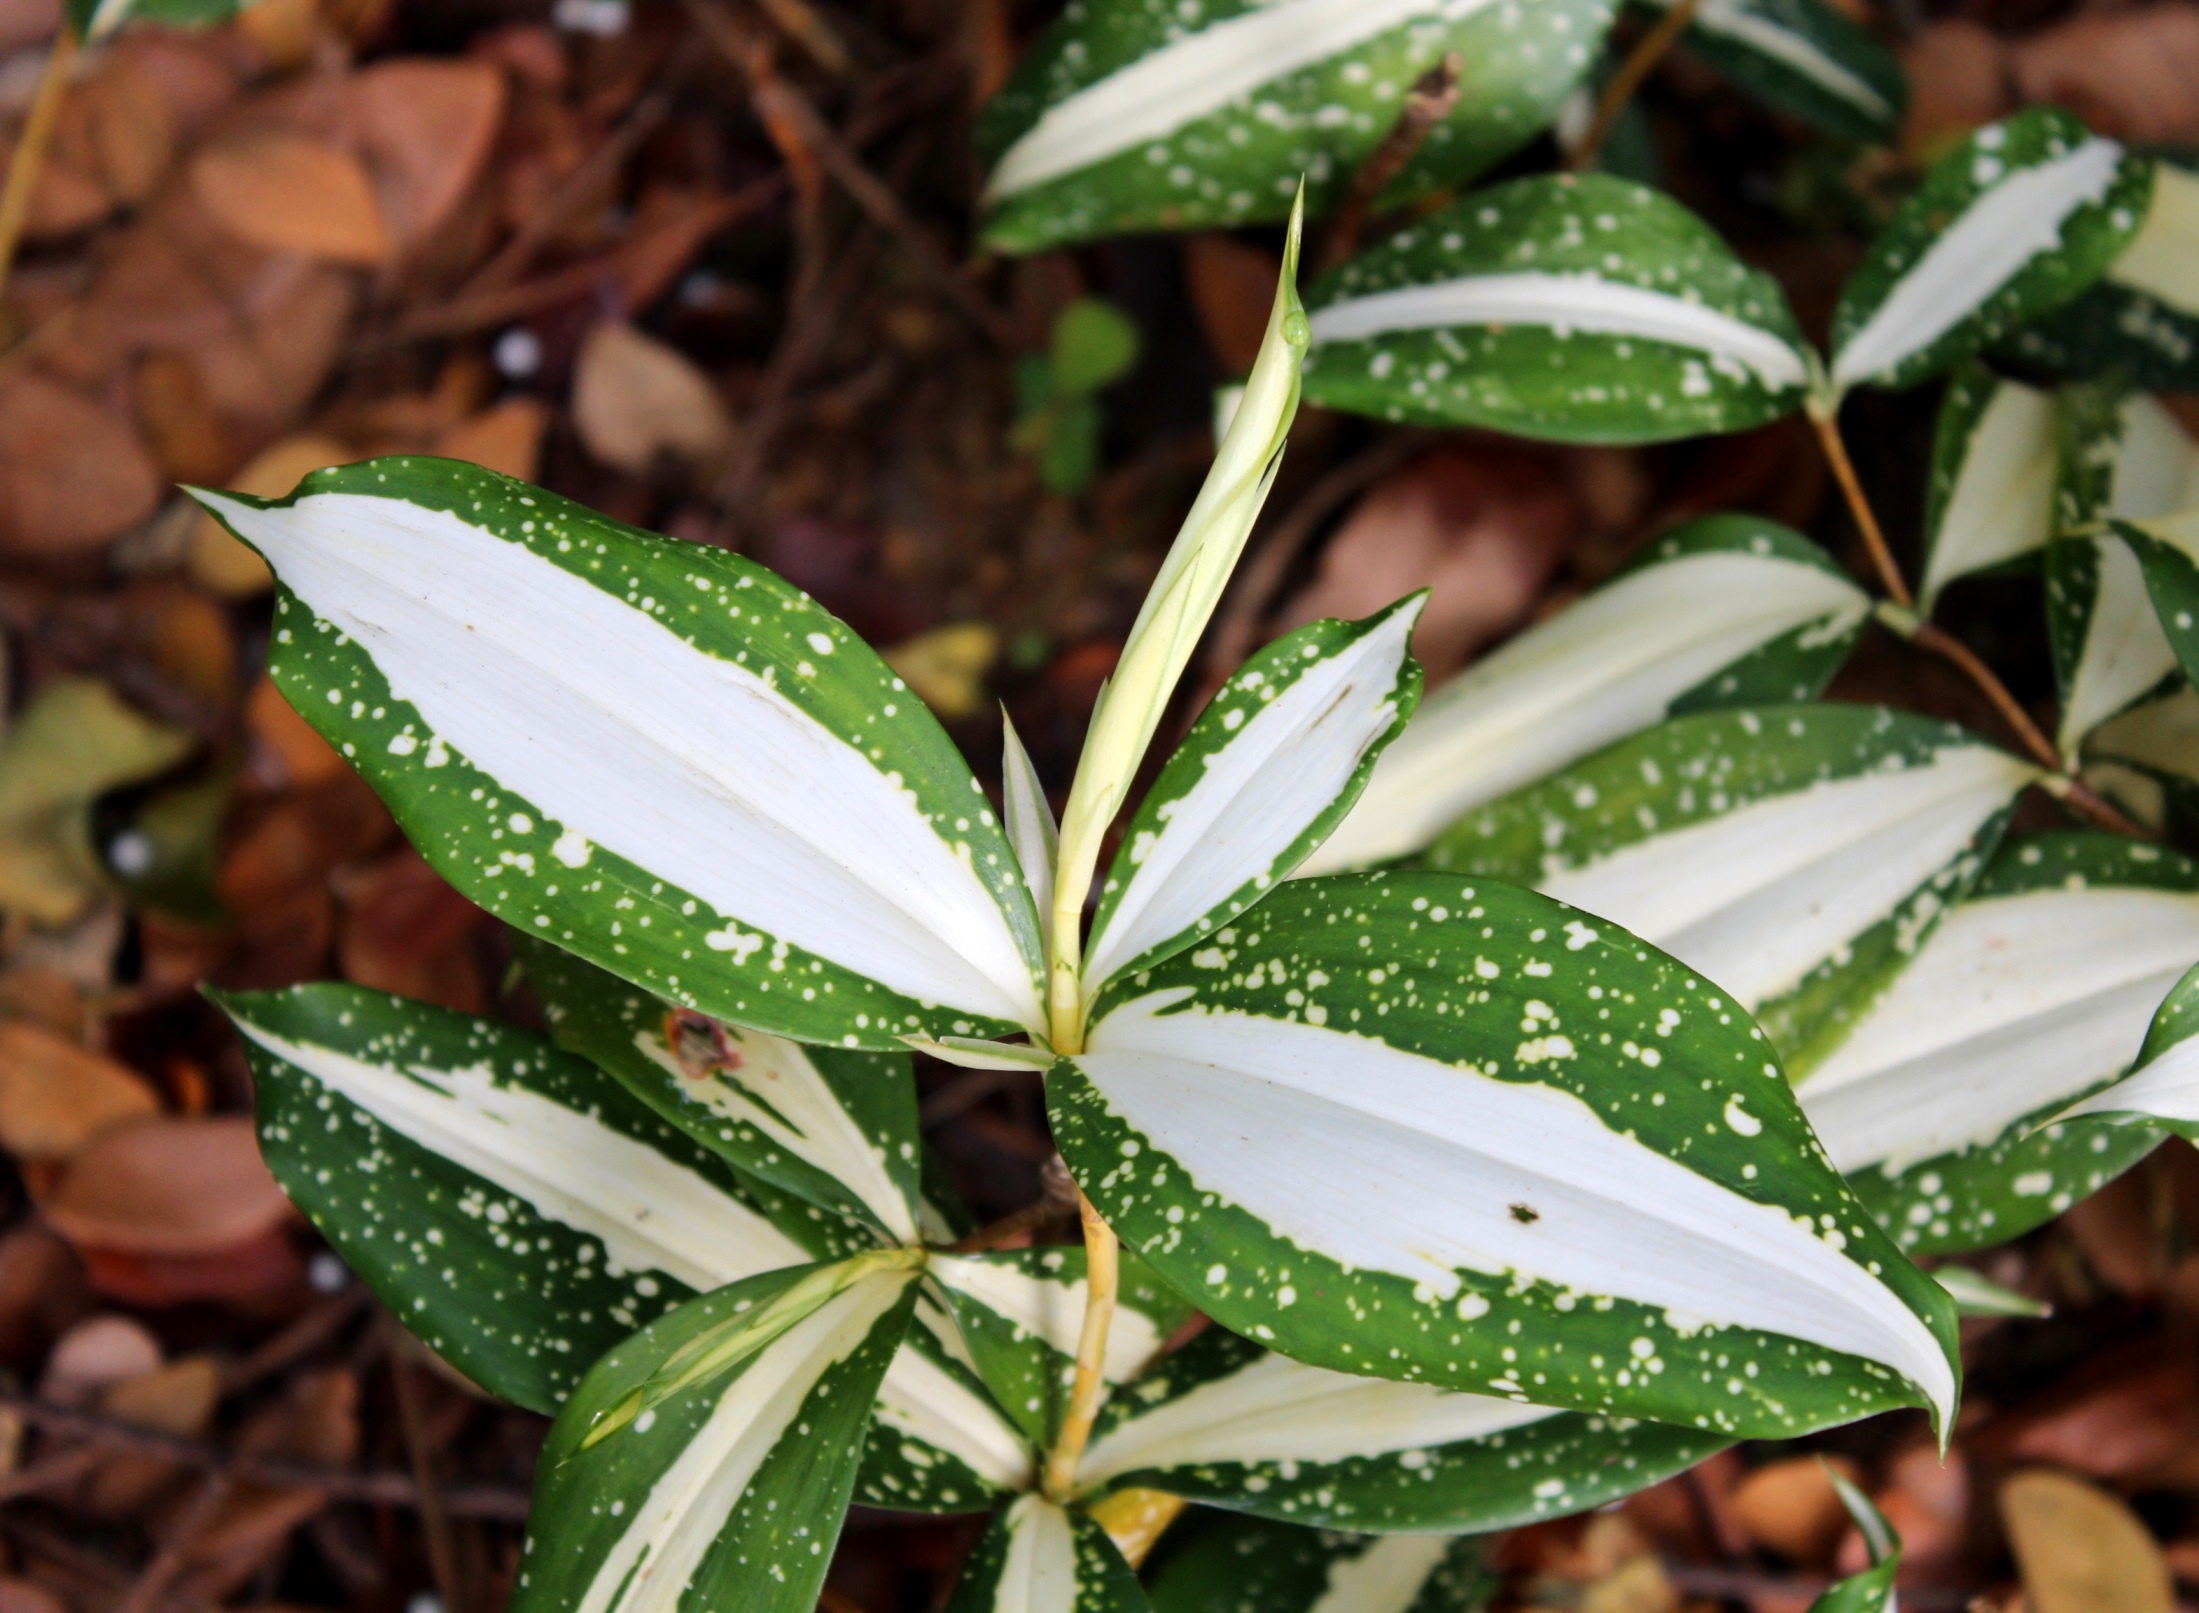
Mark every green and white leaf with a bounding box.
[974,0,1618,253]
[1931,1263,2050,1319]
[1081,601,1424,995]
[1074,1327,1724,1530]
[926,1246,1192,1448]
[1050,871,1961,1441]
[511,1255,919,1613]
[1145,1513,1495,1613]
[861,1308,1039,1512]
[1793,832,2199,1254]
[221,983,816,1415]
[945,1495,1148,1613]
[520,939,933,1247]
[1994,157,2199,390]
[1809,1471,1900,1613]
[2109,510,2199,711]
[1303,517,1870,874]
[2085,687,2199,826]
[71,0,242,37]
[2057,958,2199,1143]
[1829,110,2146,394]
[2048,389,2199,756]
[1636,0,1906,146]
[1301,174,1813,443]
[1417,705,2035,1074]
[191,458,1046,1052]
[1003,714,1058,922]
[1919,363,2057,612]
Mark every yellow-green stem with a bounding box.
[1041,1189,1119,1502]
[0,26,78,338]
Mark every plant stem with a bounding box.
[1808,403,1914,609]
[1567,0,1704,173]
[0,26,79,339]
[1041,1189,1119,1502]
[1316,53,1462,271]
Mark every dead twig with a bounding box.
[388,1326,468,1613]
[1567,0,1706,172]
[0,26,79,343]
[1316,55,1463,271]
[115,1472,236,1613]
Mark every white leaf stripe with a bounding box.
[1084,601,1423,990]
[949,1496,1145,1613]
[1306,270,1810,389]
[1665,0,1894,122]
[1921,369,2056,610]
[929,1255,1168,1385]
[2063,960,2199,1132]
[982,0,1487,202]
[870,1337,1036,1497]
[1832,133,2126,390]
[230,1015,807,1293]
[196,468,1043,1044]
[2109,160,2199,318]
[2058,534,2178,757]
[1302,535,1868,872]
[1309,1540,1456,1613]
[1073,988,1956,1430]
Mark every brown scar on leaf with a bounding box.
[665,1008,743,1079]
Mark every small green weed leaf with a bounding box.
[1637,0,1905,145]
[1052,871,1960,1441]
[519,939,932,1247]
[1794,833,2199,1254]
[1301,174,1813,443]
[512,1260,918,1613]
[1303,516,1869,873]
[2056,957,2199,1142]
[190,458,1046,1051]
[1083,600,1424,995]
[927,1246,1191,1448]
[1995,159,2199,389]
[1052,300,1142,396]
[1829,110,2146,394]
[2048,392,2198,757]
[1808,1471,1900,1613]
[946,1495,1148,1613]
[975,0,1617,252]
[220,982,816,1414]
[1076,1327,1723,1530]
[1419,706,2035,1076]
[1919,363,2057,612]
[1145,1513,1494,1613]
[1932,1264,2050,1318]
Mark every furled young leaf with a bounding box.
[1051,871,1961,1441]
[974,0,1618,253]
[1145,1513,1494,1613]
[191,458,1046,1052]
[1302,517,1870,874]
[2049,391,2199,756]
[221,983,815,1415]
[1073,1328,1723,1531]
[1996,157,2199,390]
[512,1256,919,1613]
[1829,110,2147,395]
[1418,706,2036,1074]
[946,1495,1148,1613]
[1793,833,2199,1254]
[518,939,932,1247]
[927,1246,1191,1448]
[1301,175,1813,443]
[1809,1471,1901,1613]
[1637,0,1906,146]
[2058,958,2199,1143]
[1080,601,1424,996]
[1918,363,2057,612]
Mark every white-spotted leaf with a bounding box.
[1636,0,1905,145]
[2057,958,2199,1143]
[1919,363,2057,612]
[945,1495,1148,1613]
[1145,1512,1494,1613]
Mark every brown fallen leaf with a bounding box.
[0,1581,68,1613]
[175,1368,359,1604]
[350,58,507,257]
[2009,8,2199,147]
[435,396,548,481]
[1730,1455,1862,1565]
[245,676,349,790]
[882,623,999,720]
[186,434,355,596]
[234,0,319,70]
[1271,447,1578,682]
[1992,1346,2199,1482]
[1900,22,2013,162]
[0,0,57,51]
[0,1225,92,1366]
[0,1020,161,1161]
[84,1354,221,1515]
[38,1313,163,1406]
[571,321,734,473]
[78,1224,303,1308]
[1841,1440,1967,1582]
[0,368,162,559]
[333,847,487,1013]
[191,133,391,264]
[1182,233,1278,377]
[2002,1468,2174,1613]
[40,1115,291,1258]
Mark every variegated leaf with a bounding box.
[72,0,241,36]
[1145,1512,1494,1613]
[191,458,1046,1051]
[2057,958,2199,1144]
[1074,1328,1723,1531]
[1082,601,1423,995]
[1919,362,2057,612]
[519,939,934,1247]
[975,0,1618,253]
[927,1246,1192,1448]
[1050,872,1961,1441]
[220,983,817,1415]
[1417,706,2035,1074]
[1794,833,2199,1254]
[1932,1264,2050,1319]
[511,1256,919,1613]
[2111,509,2199,710]
[2085,686,2199,827]
[1995,157,2199,391]
[1829,110,2146,394]
[2049,392,2199,756]
[1636,0,1905,145]
[1810,1471,1900,1613]
[862,1309,1039,1512]
[1302,517,1870,874]
[1300,174,1813,443]
[946,1495,1147,1613]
